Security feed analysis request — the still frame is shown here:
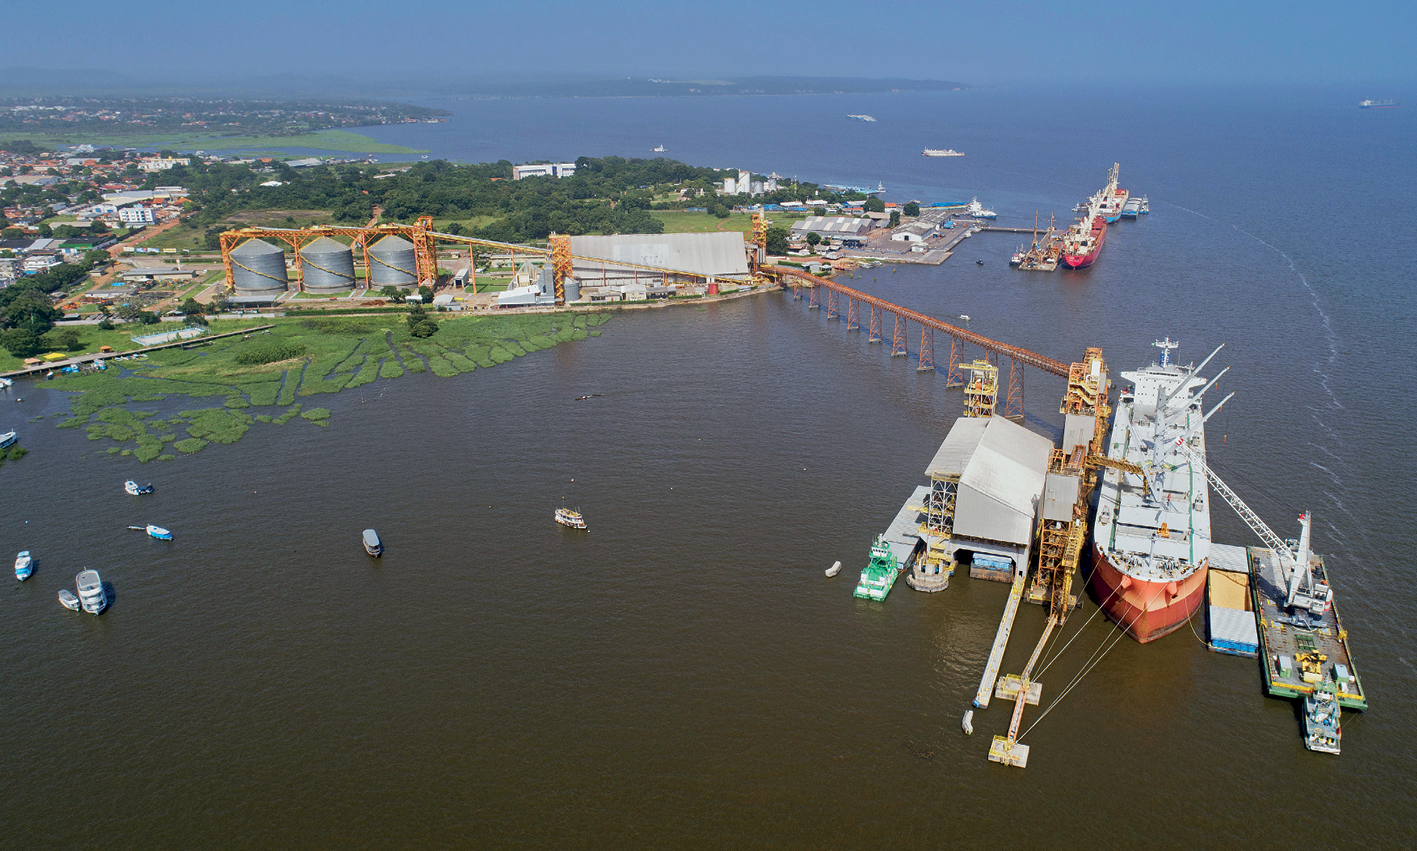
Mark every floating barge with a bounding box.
[1206,543,1259,657]
[1249,545,1367,711]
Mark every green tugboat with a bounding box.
[853,536,901,601]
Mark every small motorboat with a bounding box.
[130,524,173,540]
[555,507,587,530]
[15,550,33,581]
[124,480,155,496]
[825,560,842,578]
[363,528,383,557]
[976,259,985,266]
[76,569,107,615]
[962,710,974,735]
[0,377,11,389]
[0,431,16,449]
[58,589,81,611]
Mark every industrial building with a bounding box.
[568,232,750,290]
[512,163,577,180]
[911,415,1054,586]
[790,216,876,240]
[495,261,559,308]
[720,170,778,196]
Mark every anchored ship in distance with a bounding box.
[1091,339,1232,642]
[923,149,965,157]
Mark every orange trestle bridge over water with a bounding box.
[766,265,1070,418]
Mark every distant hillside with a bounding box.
[453,77,970,98]
[0,70,968,100]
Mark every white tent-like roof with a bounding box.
[925,415,1053,547]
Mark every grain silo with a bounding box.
[299,237,355,292]
[229,238,289,293]
[368,235,417,287]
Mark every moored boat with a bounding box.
[964,197,997,219]
[15,550,33,581]
[825,560,842,577]
[0,431,16,449]
[76,569,107,615]
[922,148,965,157]
[146,525,172,540]
[853,536,901,601]
[555,507,587,530]
[1091,339,1231,642]
[1093,163,1129,223]
[58,589,81,611]
[1303,687,1342,754]
[1060,199,1107,269]
[363,528,383,557]
[124,480,154,496]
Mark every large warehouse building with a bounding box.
[916,415,1054,584]
[568,232,750,289]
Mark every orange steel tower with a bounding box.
[548,234,572,305]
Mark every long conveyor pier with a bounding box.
[974,573,1027,708]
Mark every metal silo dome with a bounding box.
[299,236,355,292]
[368,235,417,287]
[229,238,289,293]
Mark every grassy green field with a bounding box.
[2,128,424,156]
[32,311,611,462]
[651,211,755,233]
[650,210,807,234]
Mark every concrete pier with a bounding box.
[974,573,1027,709]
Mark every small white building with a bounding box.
[23,254,62,273]
[119,207,156,225]
[138,157,189,172]
[512,163,577,180]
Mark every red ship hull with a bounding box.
[1089,542,1208,643]
[1062,218,1107,268]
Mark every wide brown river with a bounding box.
[3,88,1414,848]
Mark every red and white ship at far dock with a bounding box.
[1061,163,1128,269]
[1090,339,1233,642]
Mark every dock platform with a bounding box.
[1250,547,1367,710]
[973,573,1027,708]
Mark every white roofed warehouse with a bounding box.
[789,216,875,239]
[567,232,750,291]
[920,415,1054,580]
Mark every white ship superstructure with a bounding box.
[1091,339,1232,642]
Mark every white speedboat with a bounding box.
[0,431,16,449]
[76,570,107,615]
[0,377,12,388]
[59,589,81,611]
[15,550,33,580]
[147,525,172,540]
[124,480,154,495]
[651,145,667,153]
[825,560,842,577]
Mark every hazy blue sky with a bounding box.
[6,0,1412,86]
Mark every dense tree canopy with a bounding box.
[164,155,865,246]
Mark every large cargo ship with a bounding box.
[1094,163,1129,223]
[1090,339,1230,643]
[1060,198,1106,268]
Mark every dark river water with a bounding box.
[3,87,1414,847]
